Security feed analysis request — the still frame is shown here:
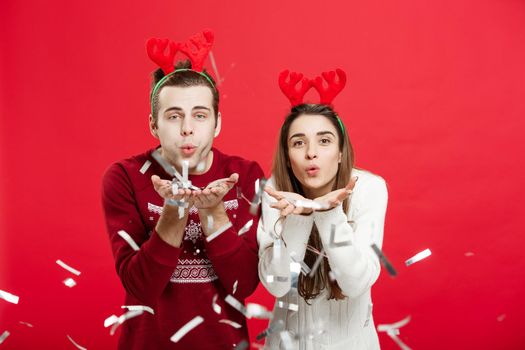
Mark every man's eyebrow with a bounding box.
[192,106,211,111]
[163,107,183,114]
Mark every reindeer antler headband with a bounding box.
[147,30,215,114]
[279,68,347,135]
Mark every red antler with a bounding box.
[179,29,214,72]
[311,69,347,105]
[146,38,178,75]
[278,70,313,106]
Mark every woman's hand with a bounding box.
[265,186,313,217]
[314,176,358,210]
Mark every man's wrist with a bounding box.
[198,203,230,236]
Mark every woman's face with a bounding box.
[287,114,342,199]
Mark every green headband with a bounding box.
[150,68,216,116]
[335,114,346,137]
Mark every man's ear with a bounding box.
[214,112,222,138]
[149,114,158,139]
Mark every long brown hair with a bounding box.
[272,104,354,301]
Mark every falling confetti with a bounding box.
[405,249,432,266]
[377,315,412,350]
[109,310,145,335]
[225,295,249,318]
[371,244,397,277]
[237,219,253,236]
[206,222,233,242]
[246,303,273,319]
[18,321,33,328]
[63,278,77,288]
[139,160,152,174]
[266,275,288,283]
[122,305,154,315]
[0,289,19,305]
[219,319,242,329]
[0,331,10,345]
[170,316,204,343]
[212,294,221,314]
[232,280,238,295]
[117,230,140,251]
[308,248,325,277]
[56,260,81,276]
[329,224,352,248]
[277,300,299,312]
[66,334,87,350]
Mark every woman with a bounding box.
[257,69,388,349]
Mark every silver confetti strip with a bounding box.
[122,305,154,315]
[377,316,412,350]
[56,259,81,276]
[237,219,253,236]
[250,178,267,215]
[225,295,249,318]
[256,319,284,341]
[246,303,273,319]
[232,280,238,295]
[371,243,397,277]
[273,238,282,260]
[109,310,144,335]
[0,289,19,304]
[290,252,311,275]
[178,206,185,219]
[139,160,152,174]
[277,301,299,312]
[63,278,77,288]
[165,198,189,208]
[236,187,242,199]
[218,319,242,329]
[18,321,33,328]
[117,230,140,251]
[405,248,432,266]
[151,150,176,177]
[206,222,233,242]
[0,331,10,345]
[329,224,352,248]
[104,315,119,328]
[170,316,204,343]
[377,315,411,332]
[308,249,325,277]
[212,294,221,314]
[66,334,87,350]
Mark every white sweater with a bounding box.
[257,169,388,350]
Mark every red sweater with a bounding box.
[102,147,263,349]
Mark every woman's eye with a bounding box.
[320,138,331,144]
[292,140,304,147]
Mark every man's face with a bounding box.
[150,85,220,174]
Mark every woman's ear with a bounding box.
[338,151,342,163]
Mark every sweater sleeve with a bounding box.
[101,162,182,307]
[313,174,388,299]
[257,178,314,297]
[203,161,264,299]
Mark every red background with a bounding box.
[1,0,525,349]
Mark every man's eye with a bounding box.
[168,115,181,120]
[195,114,207,119]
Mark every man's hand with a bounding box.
[192,173,238,209]
[151,175,193,204]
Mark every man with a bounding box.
[102,31,263,349]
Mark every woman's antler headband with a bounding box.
[278,68,347,106]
